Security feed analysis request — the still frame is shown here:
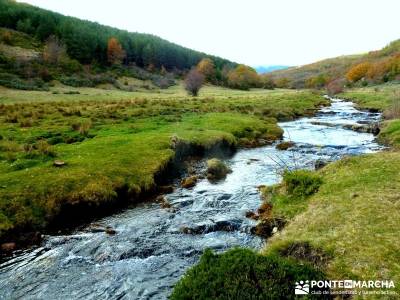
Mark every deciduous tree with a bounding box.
[196,58,215,83]
[107,37,125,65]
[184,69,204,96]
[346,62,371,82]
[43,35,66,64]
[227,65,261,90]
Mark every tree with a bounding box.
[275,77,290,88]
[16,18,34,34]
[43,35,66,64]
[305,74,329,89]
[107,37,125,65]
[184,69,204,96]
[227,65,261,90]
[346,62,371,82]
[196,58,215,83]
[261,74,275,89]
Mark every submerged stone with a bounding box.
[276,141,295,150]
[181,175,198,188]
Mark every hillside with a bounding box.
[269,39,400,89]
[0,0,234,70]
[0,0,242,92]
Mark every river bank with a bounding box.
[0,87,327,252]
[172,86,400,299]
[0,95,383,299]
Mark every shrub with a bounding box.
[35,140,56,157]
[59,58,82,73]
[152,75,175,89]
[306,74,329,89]
[71,120,92,136]
[60,75,94,87]
[283,170,322,198]
[0,73,49,91]
[171,248,329,299]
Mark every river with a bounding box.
[0,98,382,300]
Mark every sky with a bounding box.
[18,0,400,67]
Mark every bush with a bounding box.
[171,248,329,299]
[60,58,83,73]
[59,73,116,88]
[59,75,94,87]
[283,170,322,198]
[0,73,49,91]
[152,75,175,89]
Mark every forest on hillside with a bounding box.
[0,0,279,92]
[0,0,235,71]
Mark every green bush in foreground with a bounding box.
[171,248,329,300]
[283,170,322,198]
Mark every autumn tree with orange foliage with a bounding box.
[345,62,371,82]
[196,58,216,83]
[107,37,125,65]
[227,65,261,90]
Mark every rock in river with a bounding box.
[206,158,232,181]
[181,175,198,188]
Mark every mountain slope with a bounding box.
[269,40,400,88]
[0,0,235,70]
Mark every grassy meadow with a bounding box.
[264,152,400,297]
[339,83,400,147]
[0,83,327,242]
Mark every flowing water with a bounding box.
[0,98,382,300]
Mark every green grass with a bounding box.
[261,170,323,220]
[339,83,400,111]
[379,119,400,147]
[0,85,327,241]
[264,152,400,298]
[171,248,328,300]
[340,83,400,148]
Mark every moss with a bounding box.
[206,158,232,181]
[171,248,329,300]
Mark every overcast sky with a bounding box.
[18,0,400,66]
